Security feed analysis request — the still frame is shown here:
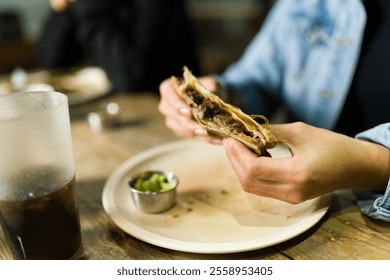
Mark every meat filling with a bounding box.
[185,88,255,139]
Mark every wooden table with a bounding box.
[1,92,389,260]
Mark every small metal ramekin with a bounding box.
[128,170,178,214]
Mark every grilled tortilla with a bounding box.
[171,66,278,156]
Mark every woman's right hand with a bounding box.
[158,77,222,145]
[223,122,390,203]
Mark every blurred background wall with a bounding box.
[187,0,272,74]
[0,0,49,73]
[0,0,272,75]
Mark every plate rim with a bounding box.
[102,139,330,254]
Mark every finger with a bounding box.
[198,77,218,92]
[223,137,257,173]
[159,79,222,144]
[165,116,202,138]
[270,122,315,147]
[223,137,294,182]
[178,107,192,118]
[269,123,296,144]
[158,79,188,114]
[269,122,311,156]
[223,138,298,199]
[165,114,220,144]
[158,94,187,118]
[159,79,196,131]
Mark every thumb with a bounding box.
[269,123,310,156]
[223,137,258,168]
[223,137,257,158]
[270,122,312,146]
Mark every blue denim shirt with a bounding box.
[216,0,390,222]
[217,0,366,129]
[354,124,390,222]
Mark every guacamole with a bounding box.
[132,172,172,192]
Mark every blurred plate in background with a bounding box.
[28,67,112,105]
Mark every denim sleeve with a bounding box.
[354,123,390,222]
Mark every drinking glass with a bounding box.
[0,91,83,260]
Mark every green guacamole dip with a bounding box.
[133,172,172,192]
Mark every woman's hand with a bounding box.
[158,76,222,145]
[223,122,390,204]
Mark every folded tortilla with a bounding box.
[171,66,278,156]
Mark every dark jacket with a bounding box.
[37,0,199,92]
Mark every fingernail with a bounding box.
[194,128,207,137]
[179,107,190,115]
[211,138,222,145]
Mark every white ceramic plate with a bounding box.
[102,139,330,254]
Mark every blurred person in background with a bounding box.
[37,0,199,93]
[158,0,390,222]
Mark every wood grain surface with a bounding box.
[1,93,389,260]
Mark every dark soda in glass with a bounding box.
[0,176,83,260]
